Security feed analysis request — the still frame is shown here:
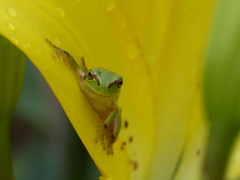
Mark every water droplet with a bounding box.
[126,43,139,59]
[7,7,17,17]
[102,0,115,12]
[56,7,65,17]
[26,42,31,48]
[5,22,15,30]
[147,48,157,64]
[53,37,61,47]
[20,43,28,50]
[36,47,41,53]
[9,36,18,45]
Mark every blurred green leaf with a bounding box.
[0,35,26,179]
[0,35,26,120]
[204,0,240,179]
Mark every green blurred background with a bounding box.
[12,59,100,180]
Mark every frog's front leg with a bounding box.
[95,108,121,155]
[104,107,122,155]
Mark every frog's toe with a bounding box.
[106,146,113,155]
[102,143,107,151]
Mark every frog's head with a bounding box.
[83,68,123,96]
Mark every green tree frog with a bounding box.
[45,39,123,155]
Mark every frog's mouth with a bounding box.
[84,84,117,97]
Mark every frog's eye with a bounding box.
[86,71,94,80]
[116,79,123,88]
[108,79,123,89]
[85,70,101,85]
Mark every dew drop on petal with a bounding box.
[147,48,157,64]
[26,42,31,48]
[56,7,65,17]
[5,22,15,30]
[53,37,61,47]
[101,0,116,12]
[20,43,29,50]
[9,36,18,45]
[7,7,17,17]
[36,47,41,53]
[126,43,139,60]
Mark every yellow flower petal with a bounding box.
[173,93,208,180]
[226,132,240,179]
[0,0,155,179]
[4,0,239,180]
[141,1,217,179]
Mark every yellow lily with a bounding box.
[1,0,240,179]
